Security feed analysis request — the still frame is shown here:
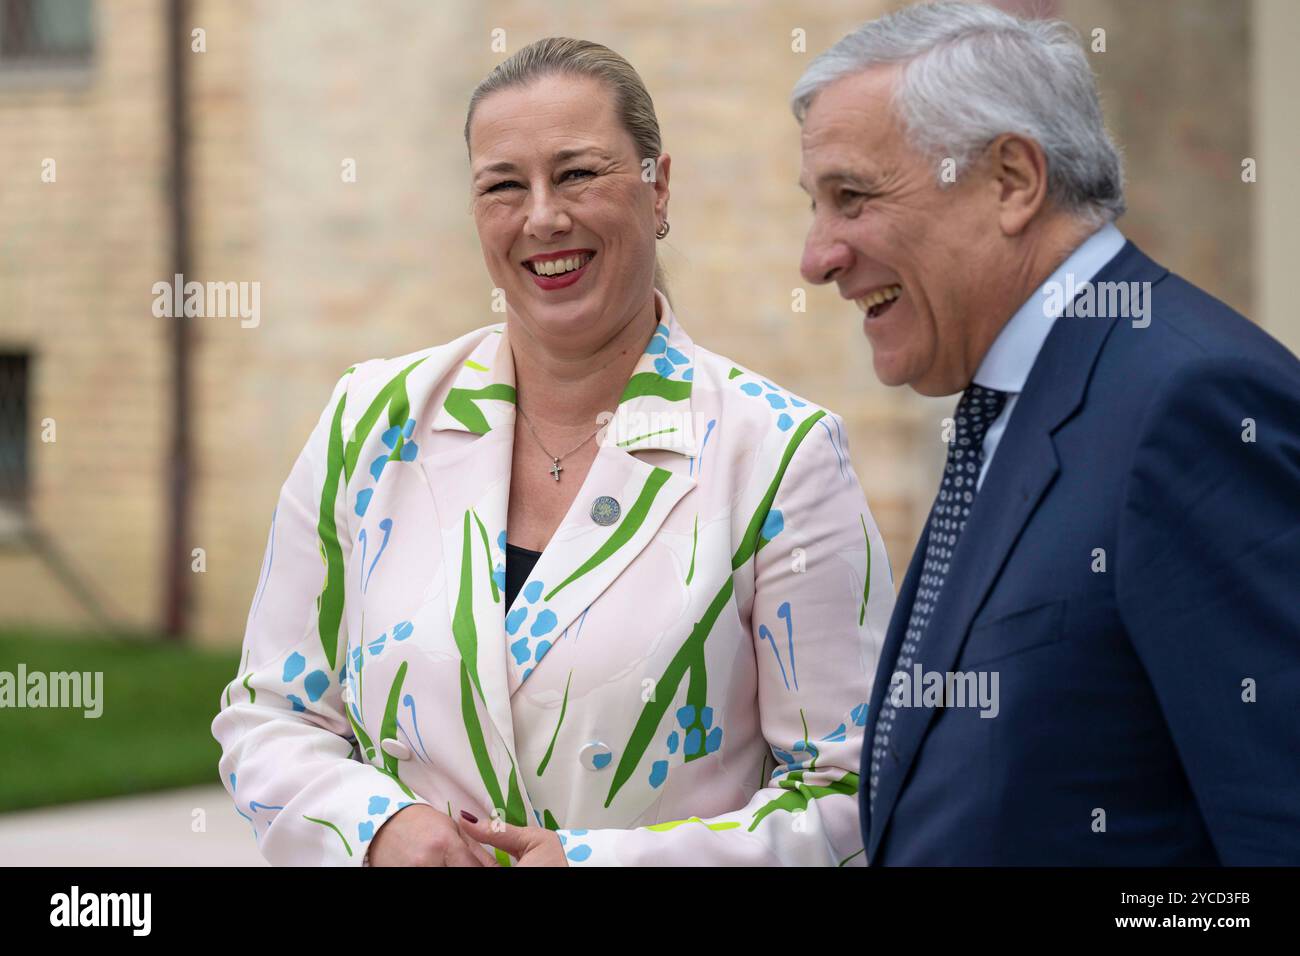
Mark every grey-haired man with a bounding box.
[794,1,1300,865]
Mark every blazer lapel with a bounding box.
[504,444,696,695]
[417,290,703,750]
[505,290,700,693]
[420,329,520,760]
[868,240,1166,858]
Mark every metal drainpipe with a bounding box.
[162,0,192,641]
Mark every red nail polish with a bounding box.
[460,810,479,824]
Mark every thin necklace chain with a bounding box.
[515,404,603,480]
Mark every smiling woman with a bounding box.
[211,36,895,868]
[464,38,669,301]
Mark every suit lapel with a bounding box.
[861,519,928,855]
[866,427,1061,858]
[868,241,1167,859]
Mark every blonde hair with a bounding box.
[465,37,670,298]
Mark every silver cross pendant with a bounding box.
[549,458,563,481]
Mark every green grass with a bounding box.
[0,628,240,813]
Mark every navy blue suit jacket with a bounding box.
[861,240,1300,865]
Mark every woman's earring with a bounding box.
[656,220,670,240]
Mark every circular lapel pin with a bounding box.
[590,496,620,526]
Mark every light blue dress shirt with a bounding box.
[973,222,1128,490]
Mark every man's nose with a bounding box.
[800,224,852,286]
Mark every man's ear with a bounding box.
[990,134,1048,236]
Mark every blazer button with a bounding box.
[380,737,412,761]
[578,741,613,771]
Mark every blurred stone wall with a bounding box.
[0,0,170,629]
[0,0,1265,643]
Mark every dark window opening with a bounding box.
[0,0,93,66]
[0,353,30,509]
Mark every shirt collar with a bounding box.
[973,222,1127,394]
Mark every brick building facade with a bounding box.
[0,0,1286,644]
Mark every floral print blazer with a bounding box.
[212,290,894,866]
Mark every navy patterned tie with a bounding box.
[868,384,1008,813]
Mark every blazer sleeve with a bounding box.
[211,367,431,866]
[1117,355,1300,864]
[555,411,893,865]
